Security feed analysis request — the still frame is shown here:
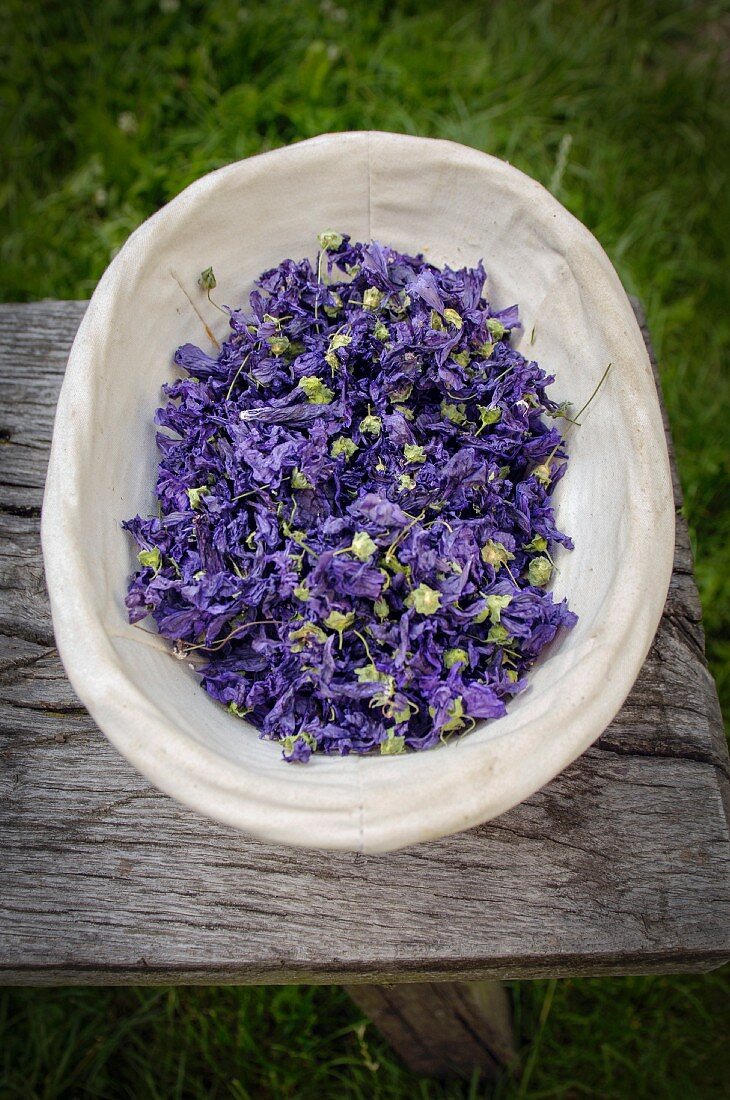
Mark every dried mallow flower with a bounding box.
[123,235,589,763]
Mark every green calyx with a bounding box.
[390,382,413,403]
[326,333,351,370]
[363,286,383,311]
[298,375,335,404]
[528,556,553,587]
[137,547,161,572]
[324,292,343,318]
[481,540,515,568]
[324,610,355,647]
[432,695,466,734]
[187,485,210,510]
[476,405,502,433]
[485,593,512,624]
[359,412,382,436]
[383,553,410,579]
[406,583,441,615]
[481,539,516,567]
[317,230,343,252]
[533,462,552,486]
[291,468,313,490]
[355,663,390,684]
[288,623,328,652]
[441,400,467,425]
[403,443,426,464]
[444,647,469,669]
[380,730,406,755]
[282,730,317,756]
[331,436,358,461]
[268,334,290,356]
[350,531,377,561]
[443,308,463,329]
[198,266,216,291]
[329,332,352,351]
[476,340,494,358]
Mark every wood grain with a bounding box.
[0,300,728,986]
[345,981,517,1078]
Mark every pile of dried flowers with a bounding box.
[124,234,578,761]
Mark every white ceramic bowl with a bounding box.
[42,131,673,853]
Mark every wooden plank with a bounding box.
[345,981,517,1079]
[0,300,86,516]
[0,300,728,986]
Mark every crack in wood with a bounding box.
[0,647,56,676]
[597,739,729,777]
[0,696,86,715]
[0,502,42,519]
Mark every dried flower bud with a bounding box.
[298,375,335,403]
[406,583,441,615]
[444,648,469,669]
[317,230,344,251]
[528,556,553,587]
[443,308,463,329]
[198,266,217,291]
[351,531,377,561]
[331,436,358,461]
[363,287,383,311]
[403,443,426,464]
[359,413,382,436]
[481,540,514,568]
[291,468,312,490]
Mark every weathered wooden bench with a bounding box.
[1,300,728,1080]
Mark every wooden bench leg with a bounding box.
[345,980,518,1080]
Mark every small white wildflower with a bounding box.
[321,0,347,21]
[117,111,138,134]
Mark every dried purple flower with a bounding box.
[123,236,580,762]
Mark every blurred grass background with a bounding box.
[1,0,728,1096]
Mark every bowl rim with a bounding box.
[41,130,674,852]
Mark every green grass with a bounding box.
[1,0,728,1096]
[2,973,729,1099]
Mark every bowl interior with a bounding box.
[44,132,672,850]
